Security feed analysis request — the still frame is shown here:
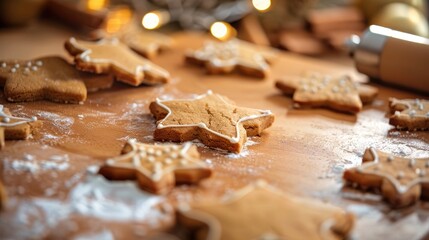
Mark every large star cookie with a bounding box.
[65,38,170,86]
[0,105,38,149]
[389,98,429,130]
[0,56,113,103]
[185,40,275,78]
[98,139,212,194]
[276,73,378,114]
[177,181,354,240]
[343,147,429,208]
[149,91,275,153]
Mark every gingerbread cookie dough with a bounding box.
[65,38,170,86]
[343,147,429,208]
[389,98,429,130]
[185,40,275,78]
[276,73,378,114]
[177,181,354,240]
[0,105,38,149]
[99,139,212,194]
[149,91,275,153]
[0,56,113,103]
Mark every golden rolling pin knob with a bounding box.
[347,25,429,93]
[357,0,427,20]
[371,3,429,37]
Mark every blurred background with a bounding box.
[0,0,428,65]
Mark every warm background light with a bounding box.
[210,21,236,41]
[252,0,271,12]
[86,0,109,11]
[142,12,161,30]
[211,22,228,40]
[105,7,132,33]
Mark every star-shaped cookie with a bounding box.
[149,91,275,153]
[98,139,212,194]
[65,38,170,86]
[0,56,113,103]
[389,98,429,130]
[119,24,174,59]
[0,105,38,149]
[185,40,275,78]
[177,181,354,240]
[276,73,378,114]
[94,23,174,59]
[343,147,429,208]
[122,30,173,59]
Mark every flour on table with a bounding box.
[143,135,154,141]
[189,137,260,159]
[4,154,70,173]
[70,175,172,222]
[34,111,75,142]
[0,175,173,239]
[73,229,114,240]
[36,111,74,133]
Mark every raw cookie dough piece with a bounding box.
[149,91,275,153]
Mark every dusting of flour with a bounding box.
[0,174,173,239]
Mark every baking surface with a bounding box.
[1,20,429,239]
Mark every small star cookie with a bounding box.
[94,23,174,59]
[65,38,170,86]
[0,56,113,103]
[0,105,38,149]
[98,139,212,194]
[185,40,275,78]
[343,147,429,208]
[177,181,355,240]
[121,30,173,59]
[276,73,378,114]
[389,98,429,130]
[149,91,275,153]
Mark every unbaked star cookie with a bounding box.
[185,40,274,78]
[177,181,354,240]
[98,139,212,194]
[389,98,429,130]
[65,38,170,86]
[0,105,38,149]
[276,73,378,114]
[0,56,113,103]
[149,91,275,153]
[343,147,429,208]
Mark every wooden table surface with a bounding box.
[0,20,429,240]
